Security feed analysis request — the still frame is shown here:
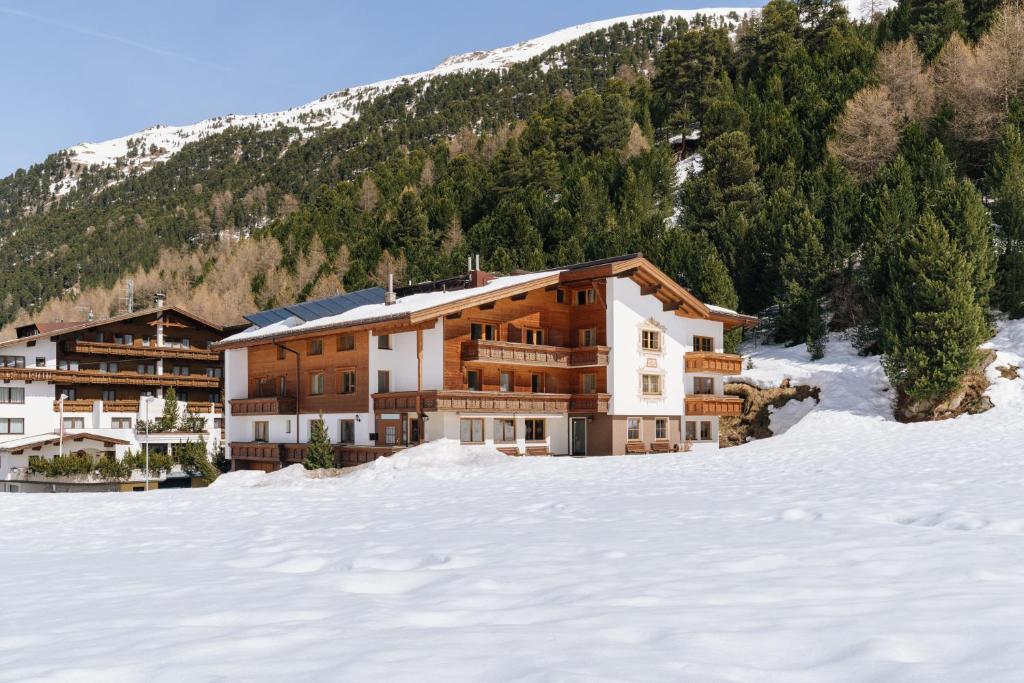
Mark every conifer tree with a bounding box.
[988,125,1024,317]
[159,387,180,432]
[304,414,335,470]
[881,211,986,405]
[907,0,965,60]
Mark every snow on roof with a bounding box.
[0,432,130,451]
[221,270,561,346]
[685,129,702,141]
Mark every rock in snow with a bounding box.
[1,321,1023,680]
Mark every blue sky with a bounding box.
[0,1,730,177]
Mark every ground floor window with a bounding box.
[63,417,84,430]
[0,418,24,435]
[525,418,545,442]
[494,418,515,442]
[685,421,697,441]
[254,421,269,443]
[627,417,641,441]
[686,420,713,441]
[339,419,355,444]
[460,418,484,444]
[111,417,132,429]
[655,418,668,440]
[700,421,712,441]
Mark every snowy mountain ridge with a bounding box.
[54,8,754,197]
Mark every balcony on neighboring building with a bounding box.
[684,352,743,374]
[569,393,610,413]
[7,367,220,388]
[63,340,220,362]
[685,395,744,417]
[229,442,284,462]
[229,395,297,416]
[52,399,224,414]
[461,340,610,368]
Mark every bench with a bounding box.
[625,441,647,454]
[496,446,520,457]
[525,446,551,456]
[650,441,672,453]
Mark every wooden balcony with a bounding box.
[282,443,309,464]
[229,395,296,416]
[52,399,95,413]
[229,442,283,462]
[461,340,609,368]
[1,368,55,383]
[103,400,140,413]
[373,390,571,414]
[569,393,610,413]
[65,340,220,362]
[4,367,220,388]
[186,401,224,414]
[685,395,745,417]
[685,352,743,374]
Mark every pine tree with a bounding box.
[907,0,965,60]
[881,211,986,405]
[988,125,1024,317]
[159,387,180,432]
[304,414,334,470]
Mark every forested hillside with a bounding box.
[3,0,1023,416]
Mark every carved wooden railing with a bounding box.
[373,390,572,413]
[103,400,140,413]
[461,341,609,368]
[229,442,283,462]
[229,396,296,416]
[52,399,95,413]
[685,395,745,416]
[186,401,224,414]
[569,393,610,412]
[10,367,219,388]
[65,340,220,361]
[684,352,743,374]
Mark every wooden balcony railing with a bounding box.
[685,395,745,417]
[282,443,308,463]
[229,442,283,462]
[6,367,220,388]
[461,340,609,368]
[229,396,296,416]
[373,390,571,414]
[52,399,95,413]
[685,352,743,374]
[569,393,610,413]
[2,368,55,383]
[186,401,224,414]
[103,400,140,413]
[64,340,220,361]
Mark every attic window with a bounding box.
[576,288,596,305]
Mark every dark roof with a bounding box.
[15,321,79,338]
[244,287,388,328]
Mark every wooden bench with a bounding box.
[624,441,647,454]
[525,446,551,456]
[496,446,520,457]
[650,441,672,453]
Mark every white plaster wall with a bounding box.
[223,347,248,449]
[2,381,56,438]
[370,330,420,394]
[229,412,371,446]
[433,412,568,454]
[422,321,444,390]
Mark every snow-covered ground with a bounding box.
[1,322,1022,681]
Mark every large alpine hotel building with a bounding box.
[217,254,756,470]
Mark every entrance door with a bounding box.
[377,420,401,446]
[570,417,587,456]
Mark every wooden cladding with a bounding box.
[230,442,284,462]
[461,340,610,368]
[230,396,297,416]
[373,390,609,414]
[52,399,94,413]
[231,442,401,470]
[65,340,220,362]
[684,352,743,374]
[685,395,744,416]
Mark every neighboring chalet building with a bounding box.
[0,298,234,491]
[217,254,756,471]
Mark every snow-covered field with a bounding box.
[1,323,1022,681]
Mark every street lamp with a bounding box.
[58,393,68,458]
[143,395,156,491]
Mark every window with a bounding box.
[495,418,516,442]
[409,417,420,443]
[278,376,287,396]
[35,357,46,368]
[171,366,190,376]
[377,334,391,350]
[576,288,596,305]
[59,387,76,400]
[460,418,484,443]
[470,322,497,341]
[253,421,269,442]
[337,334,355,351]
[339,370,356,394]
[180,338,191,349]
[556,289,566,304]
[467,370,481,392]
[307,339,323,356]
[285,419,291,434]
[338,419,355,444]
[256,377,271,397]
[58,360,79,371]
[277,346,287,360]
[685,421,697,441]
[579,328,597,346]
[694,377,715,395]
[642,374,662,396]
[531,373,543,393]
[499,371,513,393]
[627,417,641,441]
[100,361,118,373]
[655,418,668,440]
[310,372,325,395]
[178,390,190,402]
[0,387,24,404]
[525,418,545,442]
[581,373,596,395]
[114,334,133,345]
[641,329,661,352]
[95,332,105,343]
[63,417,85,429]
[525,328,545,345]
[137,363,156,375]
[1,355,25,368]
[693,335,714,353]
[112,417,132,429]
[0,418,24,435]
[214,418,224,429]
[209,392,221,403]
[377,370,391,393]
[206,367,223,378]
[700,421,712,441]
[141,336,151,347]
[102,389,116,402]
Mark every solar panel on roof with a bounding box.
[243,287,387,328]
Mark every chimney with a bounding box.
[468,253,495,288]
[153,292,166,309]
[384,272,397,305]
